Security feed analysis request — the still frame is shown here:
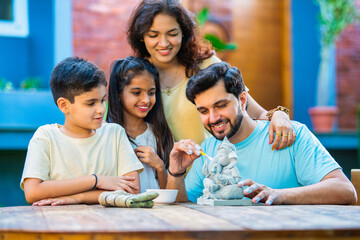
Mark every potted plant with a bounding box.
[309,0,357,133]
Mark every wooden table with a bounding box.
[1,203,360,239]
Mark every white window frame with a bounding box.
[0,0,29,37]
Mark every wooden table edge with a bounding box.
[1,229,360,240]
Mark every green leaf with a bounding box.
[20,77,42,90]
[0,78,13,91]
[197,7,209,27]
[204,34,237,52]
[315,0,357,46]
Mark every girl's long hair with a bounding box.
[107,56,173,169]
[127,0,213,78]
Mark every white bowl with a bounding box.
[146,189,178,204]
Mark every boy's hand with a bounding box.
[32,195,79,206]
[97,175,138,194]
[134,146,164,171]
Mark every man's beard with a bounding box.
[206,114,243,140]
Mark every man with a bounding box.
[166,62,357,205]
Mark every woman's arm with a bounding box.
[246,92,296,150]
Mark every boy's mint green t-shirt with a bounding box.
[185,121,341,202]
[20,122,143,190]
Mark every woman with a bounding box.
[127,0,295,150]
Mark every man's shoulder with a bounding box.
[256,120,309,136]
[199,55,221,69]
[290,121,311,135]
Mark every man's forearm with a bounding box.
[166,174,189,202]
[280,175,357,205]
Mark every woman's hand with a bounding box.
[135,146,164,171]
[97,175,138,194]
[269,111,296,150]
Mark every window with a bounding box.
[0,0,29,37]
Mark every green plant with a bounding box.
[314,0,358,106]
[0,78,13,91]
[20,77,42,90]
[197,7,209,27]
[317,0,357,46]
[196,7,237,52]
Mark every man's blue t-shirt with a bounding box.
[185,121,340,202]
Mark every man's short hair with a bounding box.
[186,62,245,104]
[50,57,107,105]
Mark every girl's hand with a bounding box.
[134,146,164,171]
[268,111,296,150]
[32,195,79,206]
[97,175,138,194]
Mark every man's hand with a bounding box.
[238,179,283,205]
[97,175,138,194]
[169,139,201,174]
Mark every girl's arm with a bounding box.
[135,146,167,189]
[246,92,296,150]
[23,172,139,204]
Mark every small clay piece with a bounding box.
[99,190,159,208]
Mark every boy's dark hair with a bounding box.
[186,62,245,104]
[127,0,213,78]
[107,56,173,169]
[50,57,107,105]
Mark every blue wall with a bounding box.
[0,0,54,88]
[0,38,30,86]
[292,0,321,128]
[0,0,72,207]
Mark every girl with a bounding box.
[127,0,296,150]
[107,56,173,191]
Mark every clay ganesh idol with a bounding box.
[199,137,244,201]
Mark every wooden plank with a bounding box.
[92,205,175,231]
[0,206,48,231]
[1,204,360,238]
[40,204,176,232]
[41,204,111,232]
[186,204,360,230]
[2,229,360,240]
[229,0,284,110]
[351,169,360,205]
[142,204,240,230]
[281,0,294,114]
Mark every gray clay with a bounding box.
[200,137,244,200]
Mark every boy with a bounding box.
[21,57,143,206]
